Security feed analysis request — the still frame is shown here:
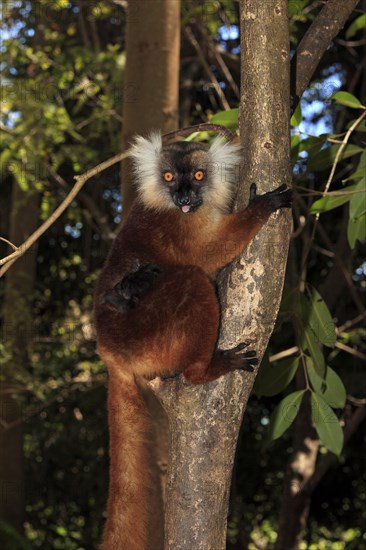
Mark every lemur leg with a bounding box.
[96,265,257,383]
[183,343,258,384]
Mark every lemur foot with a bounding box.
[249,182,292,212]
[102,263,162,313]
[218,342,258,373]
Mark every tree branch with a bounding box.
[292,0,360,110]
[0,150,130,277]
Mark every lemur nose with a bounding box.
[177,193,190,206]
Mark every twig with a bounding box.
[269,346,299,363]
[46,164,115,241]
[0,237,18,251]
[300,109,366,275]
[0,149,131,276]
[0,124,235,276]
[163,123,234,142]
[183,26,231,111]
[338,312,366,333]
[335,341,366,362]
[319,110,366,211]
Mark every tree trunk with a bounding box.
[113,2,181,547]
[121,0,181,211]
[151,1,292,548]
[0,182,39,533]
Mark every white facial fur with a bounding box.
[129,132,242,213]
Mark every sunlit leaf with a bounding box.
[210,108,239,131]
[290,103,302,127]
[332,91,364,109]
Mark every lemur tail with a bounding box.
[101,372,151,550]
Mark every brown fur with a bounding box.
[94,191,281,549]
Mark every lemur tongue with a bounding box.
[181,205,191,213]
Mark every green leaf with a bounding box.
[302,326,326,376]
[347,213,366,248]
[290,134,301,165]
[254,356,300,397]
[290,103,302,127]
[331,91,364,109]
[306,286,336,347]
[307,364,346,408]
[210,108,239,131]
[349,177,366,220]
[308,144,363,172]
[295,294,326,376]
[311,393,344,455]
[309,185,358,214]
[345,13,366,40]
[267,390,305,441]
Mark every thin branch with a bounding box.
[0,124,234,276]
[320,110,366,209]
[183,26,231,111]
[163,123,235,142]
[300,109,366,275]
[46,164,115,241]
[338,313,366,333]
[269,346,299,363]
[0,149,131,276]
[0,237,18,251]
[200,26,240,99]
[335,341,366,362]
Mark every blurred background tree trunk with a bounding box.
[121,0,181,211]
[0,182,39,533]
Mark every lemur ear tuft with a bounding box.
[208,137,242,167]
[129,132,163,169]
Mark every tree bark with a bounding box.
[0,182,39,533]
[151,1,292,548]
[121,0,181,211]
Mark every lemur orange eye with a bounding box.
[194,170,205,181]
[163,171,174,182]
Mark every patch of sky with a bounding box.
[298,72,343,137]
[218,24,240,54]
[353,261,366,285]
[65,222,83,239]
[291,71,343,176]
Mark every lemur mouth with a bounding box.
[178,199,203,214]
